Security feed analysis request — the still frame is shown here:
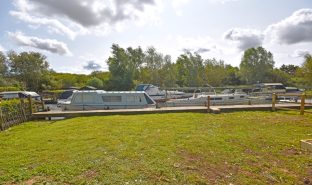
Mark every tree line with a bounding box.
[0,45,311,92]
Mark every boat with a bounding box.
[57,90,76,107]
[60,90,156,111]
[135,84,188,101]
[0,91,41,101]
[165,90,249,107]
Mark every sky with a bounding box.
[0,0,312,74]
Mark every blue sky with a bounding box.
[0,0,311,74]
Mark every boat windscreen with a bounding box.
[59,91,74,99]
[135,85,145,91]
[144,93,155,104]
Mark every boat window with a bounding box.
[144,93,155,104]
[229,97,234,99]
[212,97,222,100]
[240,96,245,98]
[102,96,122,102]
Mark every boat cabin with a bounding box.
[61,90,156,111]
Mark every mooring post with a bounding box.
[272,93,276,111]
[207,96,211,113]
[0,108,4,131]
[300,93,306,115]
[28,95,33,116]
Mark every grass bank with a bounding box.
[0,111,311,184]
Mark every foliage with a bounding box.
[0,86,21,92]
[87,77,104,89]
[280,64,299,76]
[0,99,26,118]
[300,54,312,87]
[138,48,176,87]
[107,44,144,90]
[0,51,8,77]
[7,51,50,91]
[239,47,274,84]
[0,46,311,91]
[176,52,205,87]
[0,112,311,184]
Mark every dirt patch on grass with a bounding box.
[5,176,62,185]
[77,169,98,181]
[176,150,249,184]
[282,147,303,156]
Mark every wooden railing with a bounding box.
[272,93,312,115]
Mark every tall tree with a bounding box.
[107,44,144,90]
[239,47,274,84]
[280,64,299,76]
[176,52,204,87]
[7,51,50,91]
[204,58,228,87]
[300,54,312,87]
[0,51,8,77]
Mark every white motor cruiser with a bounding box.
[60,90,156,111]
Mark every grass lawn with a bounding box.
[0,111,311,184]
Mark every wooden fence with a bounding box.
[272,93,312,115]
[0,96,45,131]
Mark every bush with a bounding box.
[0,86,21,92]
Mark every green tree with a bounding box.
[239,47,274,84]
[87,77,104,89]
[300,54,312,87]
[270,69,291,85]
[204,59,228,87]
[7,51,50,91]
[107,44,144,90]
[280,64,299,76]
[176,52,204,87]
[223,65,241,85]
[0,51,8,77]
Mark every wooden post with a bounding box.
[272,93,276,111]
[28,95,33,116]
[300,93,306,115]
[0,108,4,131]
[41,97,45,111]
[207,96,211,113]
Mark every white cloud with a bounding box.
[0,44,5,52]
[177,36,215,52]
[208,0,238,4]
[172,0,189,16]
[10,0,162,39]
[266,9,312,45]
[224,28,264,51]
[8,31,72,55]
[291,49,310,58]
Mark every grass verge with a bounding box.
[0,111,311,184]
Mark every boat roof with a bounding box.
[74,90,147,94]
[260,83,284,86]
[0,91,40,96]
[135,84,156,91]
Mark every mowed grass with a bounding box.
[0,111,311,184]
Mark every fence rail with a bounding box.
[272,93,312,115]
